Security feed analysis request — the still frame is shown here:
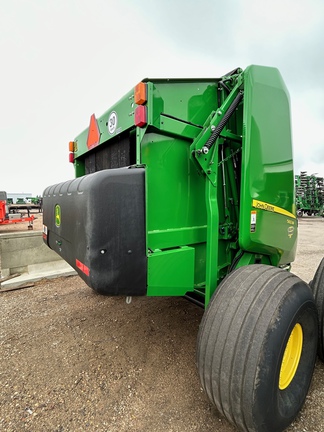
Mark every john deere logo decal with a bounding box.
[55,204,61,227]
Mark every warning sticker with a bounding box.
[250,211,257,232]
[108,111,118,135]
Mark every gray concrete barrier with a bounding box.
[0,231,76,287]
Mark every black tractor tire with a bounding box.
[311,258,324,360]
[197,264,318,432]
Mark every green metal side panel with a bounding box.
[141,132,207,248]
[146,79,219,128]
[139,80,222,292]
[239,65,297,265]
[147,246,195,296]
[141,131,207,289]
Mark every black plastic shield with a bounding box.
[43,167,147,295]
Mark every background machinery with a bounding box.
[0,191,34,229]
[295,171,324,216]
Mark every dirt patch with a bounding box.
[0,218,324,432]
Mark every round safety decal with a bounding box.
[108,111,118,134]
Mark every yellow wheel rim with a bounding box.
[279,323,303,390]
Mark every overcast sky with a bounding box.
[1,0,324,196]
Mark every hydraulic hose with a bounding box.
[202,91,243,153]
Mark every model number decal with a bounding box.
[288,226,295,238]
[108,111,118,134]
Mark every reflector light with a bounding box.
[69,153,74,163]
[87,114,100,150]
[76,259,90,276]
[135,105,147,127]
[134,82,147,105]
[69,141,75,152]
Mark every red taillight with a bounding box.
[134,105,147,127]
[69,153,74,163]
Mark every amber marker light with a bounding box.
[134,82,147,105]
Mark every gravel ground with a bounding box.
[0,216,323,432]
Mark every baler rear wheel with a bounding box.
[197,264,318,432]
[311,257,324,360]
